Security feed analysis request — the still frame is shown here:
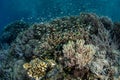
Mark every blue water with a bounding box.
[0,0,120,32]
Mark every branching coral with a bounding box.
[13,60,27,80]
[0,21,29,45]
[23,58,56,80]
[63,39,96,69]
[23,58,48,80]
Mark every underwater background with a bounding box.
[0,0,120,33]
[1,0,120,80]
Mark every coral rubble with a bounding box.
[0,13,120,80]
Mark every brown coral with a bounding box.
[23,58,47,80]
[23,58,56,80]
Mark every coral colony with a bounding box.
[0,13,120,80]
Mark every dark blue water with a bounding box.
[0,0,120,32]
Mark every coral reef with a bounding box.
[0,13,120,80]
[0,21,30,46]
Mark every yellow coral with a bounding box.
[23,58,47,80]
[63,39,96,69]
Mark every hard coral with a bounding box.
[63,39,96,69]
[13,60,28,80]
[0,21,29,45]
[23,58,47,80]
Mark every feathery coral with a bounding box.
[63,39,96,69]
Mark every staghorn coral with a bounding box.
[100,16,113,30]
[111,22,120,49]
[63,39,96,69]
[9,28,35,59]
